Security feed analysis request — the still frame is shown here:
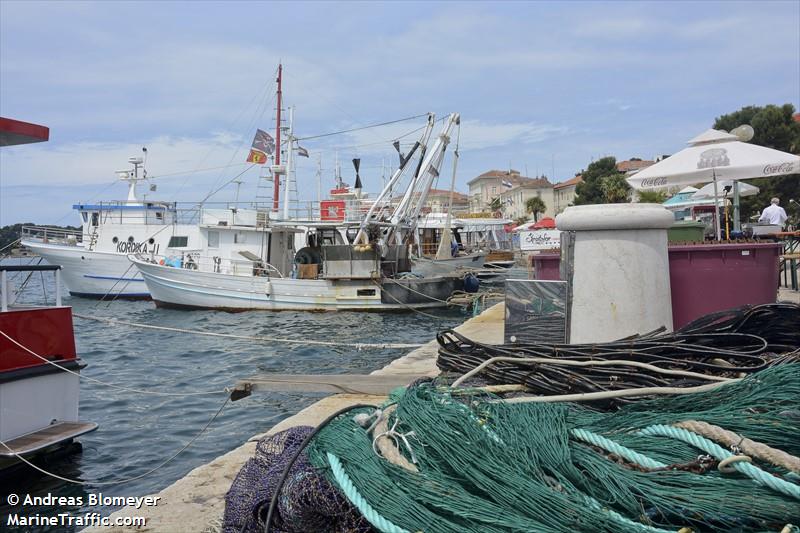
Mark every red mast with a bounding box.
[273,64,283,211]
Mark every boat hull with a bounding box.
[21,241,150,298]
[411,253,486,277]
[132,258,460,311]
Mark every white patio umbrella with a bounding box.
[691,180,759,200]
[627,129,800,239]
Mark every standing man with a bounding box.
[758,197,789,227]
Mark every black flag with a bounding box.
[392,140,405,166]
[352,158,362,190]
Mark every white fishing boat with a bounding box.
[130,69,472,311]
[21,157,201,298]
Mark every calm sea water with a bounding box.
[0,257,468,531]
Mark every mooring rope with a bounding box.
[674,420,800,474]
[0,395,230,486]
[639,424,800,499]
[72,313,424,350]
[0,329,229,397]
[326,452,412,533]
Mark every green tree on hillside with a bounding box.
[574,156,631,204]
[713,104,800,221]
[525,197,547,221]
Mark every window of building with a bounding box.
[168,236,189,248]
[234,232,246,244]
[207,231,219,248]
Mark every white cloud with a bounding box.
[0,132,251,187]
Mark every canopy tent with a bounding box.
[691,180,759,200]
[662,186,700,208]
[628,129,799,239]
[512,217,556,232]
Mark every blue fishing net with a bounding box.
[222,426,373,533]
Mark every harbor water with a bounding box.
[0,258,467,531]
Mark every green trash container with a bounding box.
[668,221,706,243]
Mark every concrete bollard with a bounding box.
[556,203,674,343]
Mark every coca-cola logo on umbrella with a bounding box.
[697,148,730,169]
[763,162,796,175]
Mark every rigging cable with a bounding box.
[297,113,431,141]
[0,395,230,487]
[72,313,424,350]
[0,329,229,397]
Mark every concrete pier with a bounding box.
[84,304,504,532]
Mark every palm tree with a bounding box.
[525,196,547,222]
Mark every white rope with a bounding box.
[0,329,228,397]
[72,313,424,349]
[451,356,736,388]
[493,381,736,404]
[0,395,229,486]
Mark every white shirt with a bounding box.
[758,204,788,225]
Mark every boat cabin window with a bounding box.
[207,231,219,248]
[168,236,189,248]
[234,232,246,244]
[91,212,99,226]
[82,212,88,223]
[156,212,163,221]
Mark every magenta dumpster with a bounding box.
[532,252,561,281]
[668,242,782,329]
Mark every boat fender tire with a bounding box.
[463,273,480,293]
[295,247,321,265]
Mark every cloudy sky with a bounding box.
[1,0,798,225]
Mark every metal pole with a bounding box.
[55,268,62,307]
[273,64,283,212]
[712,171,721,241]
[283,107,294,220]
[733,181,741,232]
[316,155,322,210]
[1,270,7,312]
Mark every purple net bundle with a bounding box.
[222,426,373,533]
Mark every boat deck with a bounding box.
[0,421,98,457]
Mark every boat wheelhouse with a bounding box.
[21,157,201,298]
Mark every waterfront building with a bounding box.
[553,175,583,214]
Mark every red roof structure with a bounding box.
[554,175,583,189]
[616,159,654,173]
[0,117,50,146]
[532,217,556,229]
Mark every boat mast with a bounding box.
[273,64,283,212]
